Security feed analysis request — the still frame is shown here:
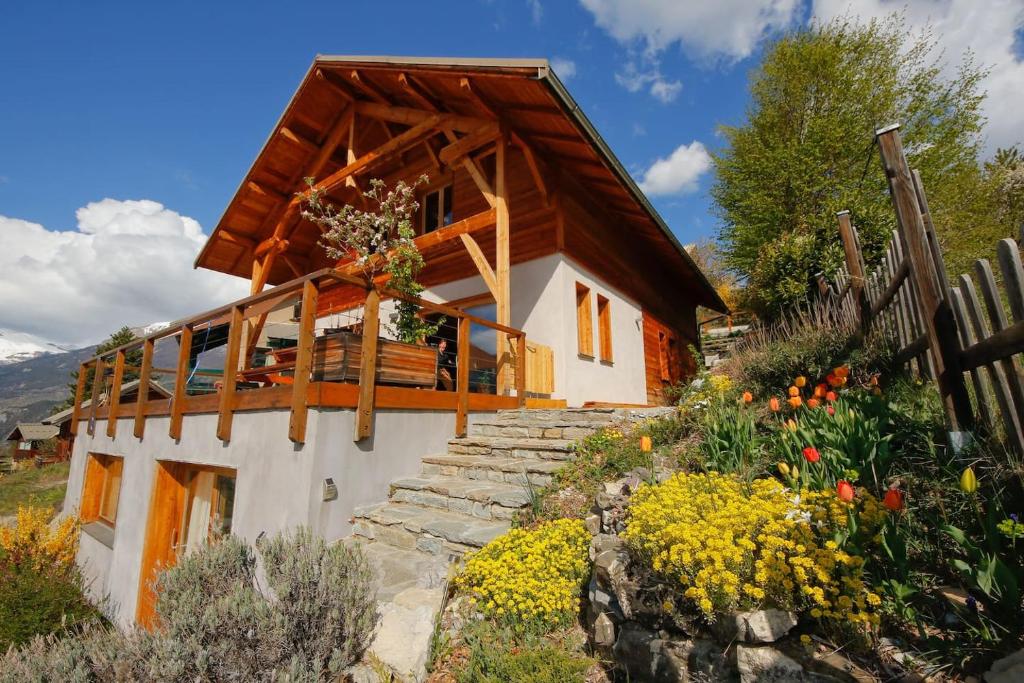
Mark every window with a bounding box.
[82,453,124,527]
[575,282,594,357]
[597,294,613,363]
[422,184,453,233]
[179,468,236,557]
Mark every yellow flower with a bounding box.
[960,467,978,494]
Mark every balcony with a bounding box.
[69,268,534,444]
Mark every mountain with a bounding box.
[0,329,71,366]
[0,322,219,438]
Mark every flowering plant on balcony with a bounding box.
[302,175,441,343]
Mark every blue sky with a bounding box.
[0,1,758,244]
[2,0,1022,347]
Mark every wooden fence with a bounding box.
[817,124,1024,454]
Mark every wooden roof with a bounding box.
[195,56,727,312]
[6,422,59,442]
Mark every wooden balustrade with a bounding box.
[71,266,529,446]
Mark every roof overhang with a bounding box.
[194,56,728,313]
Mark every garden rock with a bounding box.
[593,612,617,649]
[736,645,805,682]
[714,608,799,644]
[585,513,602,535]
[986,648,1024,683]
[368,585,444,683]
[612,623,733,682]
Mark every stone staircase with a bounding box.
[349,407,666,681]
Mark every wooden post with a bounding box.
[354,288,380,441]
[106,350,126,438]
[912,170,952,296]
[877,125,974,431]
[70,362,89,438]
[216,305,244,442]
[455,316,470,437]
[134,338,154,439]
[837,211,869,334]
[494,132,511,394]
[87,357,105,437]
[289,281,319,443]
[516,333,527,408]
[169,324,193,440]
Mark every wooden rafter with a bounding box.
[459,78,500,119]
[349,69,389,103]
[459,233,498,299]
[511,132,548,205]
[439,124,500,166]
[279,127,318,153]
[354,101,485,134]
[315,68,354,102]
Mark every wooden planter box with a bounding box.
[311,331,439,388]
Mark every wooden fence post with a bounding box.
[216,305,244,442]
[455,316,470,437]
[516,333,527,408]
[106,349,126,438]
[837,211,869,334]
[134,338,154,439]
[289,281,319,443]
[876,125,974,431]
[354,288,380,442]
[169,324,193,440]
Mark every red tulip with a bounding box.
[883,489,904,512]
[807,398,820,409]
[827,406,836,416]
[802,447,820,463]
[825,391,838,402]
[837,480,855,503]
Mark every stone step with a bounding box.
[468,421,605,440]
[447,435,577,460]
[471,407,624,429]
[421,453,562,487]
[353,502,510,557]
[348,538,449,601]
[389,475,533,520]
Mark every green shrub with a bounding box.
[0,559,100,653]
[452,622,594,683]
[0,528,378,682]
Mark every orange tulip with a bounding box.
[883,489,904,512]
[794,376,807,388]
[788,396,803,408]
[834,366,850,379]
[769,397,781,412]
[742,391,753,404]
[827,374,841,388]
[788,386,800,397]
[814,384,827,398]
[640,435,652,453]
[826,391,838,402]
[837,480,855,503]
[807,398,820,409]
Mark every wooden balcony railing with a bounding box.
[70,268,528,444]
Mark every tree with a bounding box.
[712,14,986,316]
[63,326,141,408]
[302,176,442,343]
[686,239,741,313]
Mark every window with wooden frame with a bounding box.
[81,453,124,527]
[421,183,453,234]
[178,467,237,558]
[575,282,594,357]
[596,294,613,363]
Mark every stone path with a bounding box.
[351,406,670,682]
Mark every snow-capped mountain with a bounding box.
[0,329,71,366]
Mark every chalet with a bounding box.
[60,56,726,643]
[5,422,59,460]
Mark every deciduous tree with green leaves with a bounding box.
[713,14,987,315]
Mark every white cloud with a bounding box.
[527,0,543,24]
[550,57,577,80]
[0,199,248,347]
[638,141,713,196]
[614,58,683,102]
[579,0,802,62]
[812,0,1024,153]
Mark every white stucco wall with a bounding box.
[423,253,648,406]
[63,408,455,626]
